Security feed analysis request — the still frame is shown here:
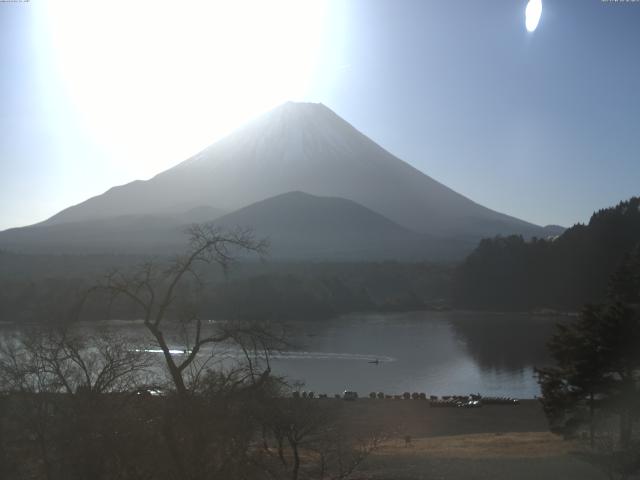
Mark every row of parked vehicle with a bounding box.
[428,396,519,407]
[291,390,359,400]
[291,390,520,405]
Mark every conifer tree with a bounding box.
[537,245,640,449]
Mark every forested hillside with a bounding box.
[0,254,452,324]
[453,197,640,311]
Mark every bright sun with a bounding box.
[39,1,329,177]
[525,0,542,33]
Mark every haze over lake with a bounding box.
[1,311,560,399]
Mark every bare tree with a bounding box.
[86,223,272,395]
[311,425,387,480]
[75,224,296,480]
[0,328,152,480]
[259,395,388,480]
[0,328,151,396]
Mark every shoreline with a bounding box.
[0,307,580,327]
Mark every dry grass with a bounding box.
[376,431,580,459]
[360,432,606,480]
[333,401,607,479]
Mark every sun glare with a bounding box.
[525,0,542,33]
[39,1,329,178]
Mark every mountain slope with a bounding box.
[40,102,548,241]
[0,207,225,254]
[0,192,464,259]
[212,191,459,260]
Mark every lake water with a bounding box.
[272,311,561,399]
[1,310,566,398]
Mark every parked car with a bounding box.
[343,390,358,401]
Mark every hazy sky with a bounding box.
[1,0,639,231]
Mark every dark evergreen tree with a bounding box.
[537,245,640,449]
[536,303,612,446]
[454,197,640,311]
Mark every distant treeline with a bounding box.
[453,197,640,311]
[0,255,452,323]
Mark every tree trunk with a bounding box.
[261,425,270,452]
[37,428,53,480]
[166,357,188,396]
[589,391,595,448]
[148,325,188,395]
[162,406,189,480]
[620,410,632,449]
[619,376,635,449]
[291,441,300,480]
[277,435,286,465]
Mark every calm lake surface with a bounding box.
[274,311,561,399]
[1,311,566,398]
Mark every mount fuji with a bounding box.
[0,102,560,259]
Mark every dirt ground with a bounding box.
[338,399,550,438]
[334,399,609,480]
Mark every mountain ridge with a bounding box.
[39,102,546,239]
[0,191,468,259]
[2,102,562,259]
[212,191,447,260]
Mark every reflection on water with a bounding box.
[134,347,396,363]
[272,311,561,398]
[449,313,556,371]
[137,348,191,355]
[0,311,563,398]
[271,351,396,362]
